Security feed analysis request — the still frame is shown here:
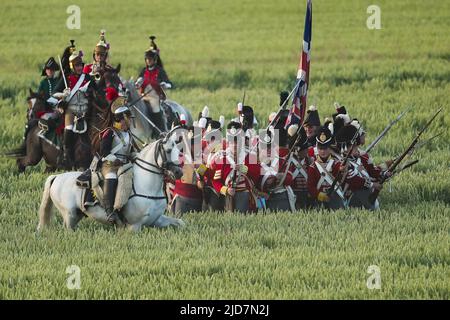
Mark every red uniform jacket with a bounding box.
[307,156,341,199]
[139,66,171,98]
[67,73,91,90]
[209,151,261,194]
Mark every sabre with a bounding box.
[57,55,68,90]
[130,104,162,135]
[365,105,412,153]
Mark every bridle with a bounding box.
[133,139,176,175]
[129,133,180,200]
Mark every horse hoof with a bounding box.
[176,219,186,228]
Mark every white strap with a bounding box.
[315,161,334,190]
[315,160,345,199]
[67,74,86,101]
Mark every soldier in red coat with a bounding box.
[335,120,389,210]
[307,125,346,210]
[171,125,205,214]
[288,125,316,209]
[208,121,265,213]
[83,30,111,77]
[262,123,297,211]
[135,36,172,135]
[53,50,94,168]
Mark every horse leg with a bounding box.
[128,223,142,233]
[17,128,43,172]
[42,141,60,171]
[62,208,82,231]
[76,133,92,170]
[152,214,185,228]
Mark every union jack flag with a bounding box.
[286,0,312,128]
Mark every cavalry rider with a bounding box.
[83,30,110,79]
[11,57,61,157]
[38,57,60,99]
[98,98,137,226]
[307,124,346,210]
[135,36,172,135]
[83,30,121,103]
[209,121,266,213]
[288,124,315,209]
[53,50,94,169]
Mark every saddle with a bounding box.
[79,162,134,213]
[37,116,63,150]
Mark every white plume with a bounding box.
[201,106,209,118]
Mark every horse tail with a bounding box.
[37,174,57,231]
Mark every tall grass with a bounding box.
[0,0,448,299]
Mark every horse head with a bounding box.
[26,89,48,121]
[159,126,184,180]
[96,64,123,95]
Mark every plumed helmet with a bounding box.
[111,97,132,122]
[144,35,159,58]
[69,50,84,70]
[94,29,109,55]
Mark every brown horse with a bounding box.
[7,90,92,173]
[6,64,123,173]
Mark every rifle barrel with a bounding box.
[369,108,442,204]
[365,106,412,153]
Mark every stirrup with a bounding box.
[106,211,124,227]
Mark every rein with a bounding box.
[129,139,177,201]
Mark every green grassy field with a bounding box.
[0,0,449,299]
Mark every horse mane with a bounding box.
[27,89,46,101]
[89,104,114,155]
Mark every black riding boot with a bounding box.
[103,179,124,227]
[149,111,167,138]
[62,129,75,170]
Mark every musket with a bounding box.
[369,108,442,204]
[412,131,443,152]
[266,79,302,130]
[365,106,412,153]
[275,125,306,177]
[327,125,361,197]
[389,130,444,165]
[230,136,238,212]
[246,79,302,158]
[392,159,419,176]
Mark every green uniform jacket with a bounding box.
[38,77,60,100]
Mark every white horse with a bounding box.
[37,128,184,232]
[123,80,193,146]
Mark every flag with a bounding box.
[286,0,312,128]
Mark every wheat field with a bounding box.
[0,0,449,299]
